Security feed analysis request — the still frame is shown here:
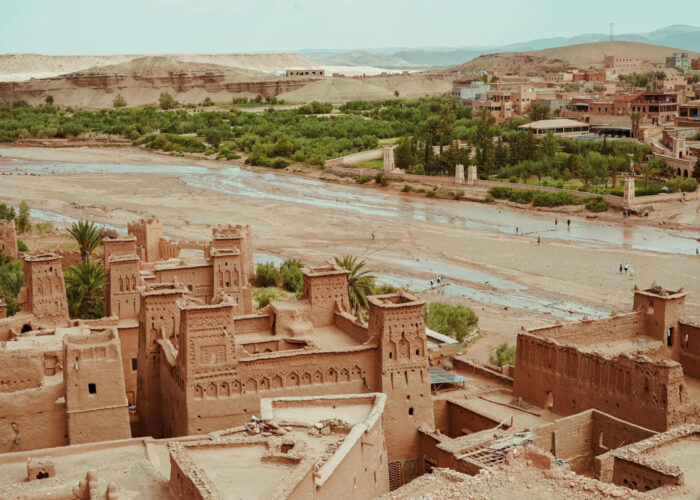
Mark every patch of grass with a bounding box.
[357,159,384,170]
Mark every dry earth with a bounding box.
[1,146,698,364]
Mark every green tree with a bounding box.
[280,259,303,294]
[15,201,31,233]
[489,342,516,366]
[254,262,279,287]
[64,261,104,319]
[113,94,127,108]
[159,91,177,110]
[629,111,642,139]
[538,131,559,158]
[274,135,295,157]
[0,258,22,316]
[528,102,549,121]
[641,159,661,189]
[394,137,415,171]
[44,95,54,105]
[68,220,102,263]
[201,97,214,107]
[334,255,375,313]
[693,156,700,179]
[204,129,221,147]
[423,302,478,342]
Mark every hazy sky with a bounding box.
[2,0,697,54]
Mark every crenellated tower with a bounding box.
[136,283,188,438]
[369,292,434,469]
[0,219,18,260]
[16,253,68,323]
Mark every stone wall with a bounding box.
[679,321,700,378]
[513,333,691,431]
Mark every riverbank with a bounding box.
[1,145,698,364]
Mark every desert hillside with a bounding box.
[0,53,451,107]
[0,52,321,82]
[456,41,700,73]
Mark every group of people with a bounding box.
[429,274,446,287]
[619,263,634,277]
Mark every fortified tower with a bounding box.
[369,291,434,477]
[137,283,188,438]
[16,253,68,323]
[0,219,18,260]
[171,296,238,436]
[633,284,687,357]
[128,218,163,263]
[63,328,131,444]
[210,224,254,281]
[106,254,140,319]
[210,248,251,315]
[300,264,350,326]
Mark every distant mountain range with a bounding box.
[300,25,700,69]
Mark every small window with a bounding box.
[408,407,414,415]
[88,383,97,394]
[667,327,674,347]
[187,285,193,292]
[131,358,138,371]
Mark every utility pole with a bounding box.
[610,23,614,42]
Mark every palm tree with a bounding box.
[629,111,642,139]
[68,220,102,263]
[64,261,104,319]
[641,159,661,190]
[334,256,375,313]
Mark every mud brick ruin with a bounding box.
[0,217,699,499]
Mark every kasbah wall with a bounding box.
[513,286,700,432]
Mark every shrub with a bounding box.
[485,194,495,203]
[17,240,28,252]
[508,176,518,183]
[372,283,398,295]
[34,221,52,234]
[272,159,290,169]
[454,189,465,200]
[426,190,436,197]
[204,129,221,147]
[112,94,127,108]
[508,190,534,204]
[489,187,513,199]
[531,191,579,207]
[159,91,177,110]
[254,287,278,309]
[585,197,608,213]
[402,185,412,192]
[375,172,388,186]
[255,262,279,287]
[280,259,303,294]
[416,188,426,193]
[489,342,516,366]
[424,302,478,342]
[666,178,697,193]
[355,175,371,184]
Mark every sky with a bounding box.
[1,0,698,54]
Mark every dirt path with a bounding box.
[1,146,698,363]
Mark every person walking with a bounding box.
[371,231,375,240]
[555,218,558,227]
[537,235,541,245]
[567,219,571,228]
[624,263,629,274]
[619,264,623,273]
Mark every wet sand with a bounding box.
[1,146,698,362]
